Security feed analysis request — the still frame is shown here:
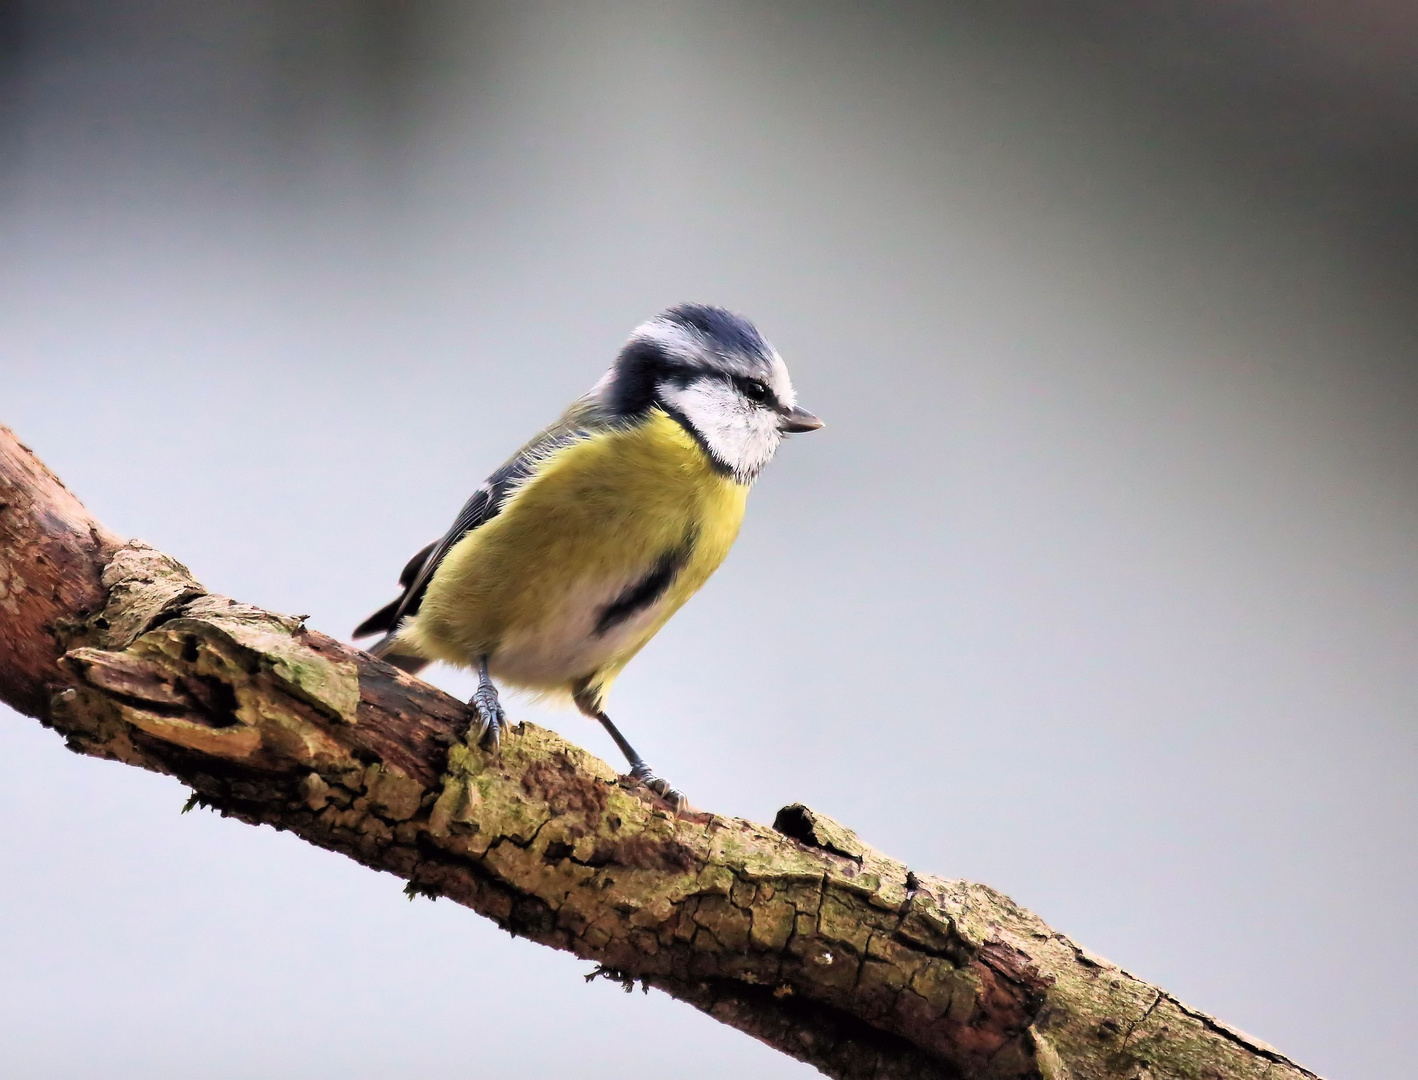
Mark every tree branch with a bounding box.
[0,423,1320,1080]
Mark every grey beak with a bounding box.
[778,405,824,433]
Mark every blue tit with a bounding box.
[353,303,823,807]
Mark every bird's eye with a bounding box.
[742,380,769,403]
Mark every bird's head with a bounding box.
[597,304,823,483]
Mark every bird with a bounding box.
[353,303,823,808]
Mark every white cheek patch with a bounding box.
[660,378,783,482]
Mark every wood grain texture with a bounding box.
[0,429,121,716]
[0,423,1322,1080]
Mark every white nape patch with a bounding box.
[589,365,617,398]
[659,376,784,483]
[627,317,705,364]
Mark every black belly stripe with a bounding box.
[594,533,696,637]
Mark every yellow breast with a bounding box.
[408,409,749,698]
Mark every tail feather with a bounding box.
[365,627,430,676]
[356,537,441,674]
[353,596,402,640]
[381,651,430,676]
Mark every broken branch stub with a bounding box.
[0,423,1321,1080]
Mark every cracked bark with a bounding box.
[0,423,1323,1080]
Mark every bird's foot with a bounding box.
[628,762,687,812]
[466,682,506,752]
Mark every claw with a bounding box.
[467,682,506,752]
[629,762,687,812]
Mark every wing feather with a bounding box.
[353,396,613,646]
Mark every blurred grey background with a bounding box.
[2,2,1416,1077]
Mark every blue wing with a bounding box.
[353,396,611,651]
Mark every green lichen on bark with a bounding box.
[38,555,1325,1080]
[33,549,1324,1080]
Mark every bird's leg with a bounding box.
[466,655,506,752]
[573,684,686,811]
[603,714,688,812]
